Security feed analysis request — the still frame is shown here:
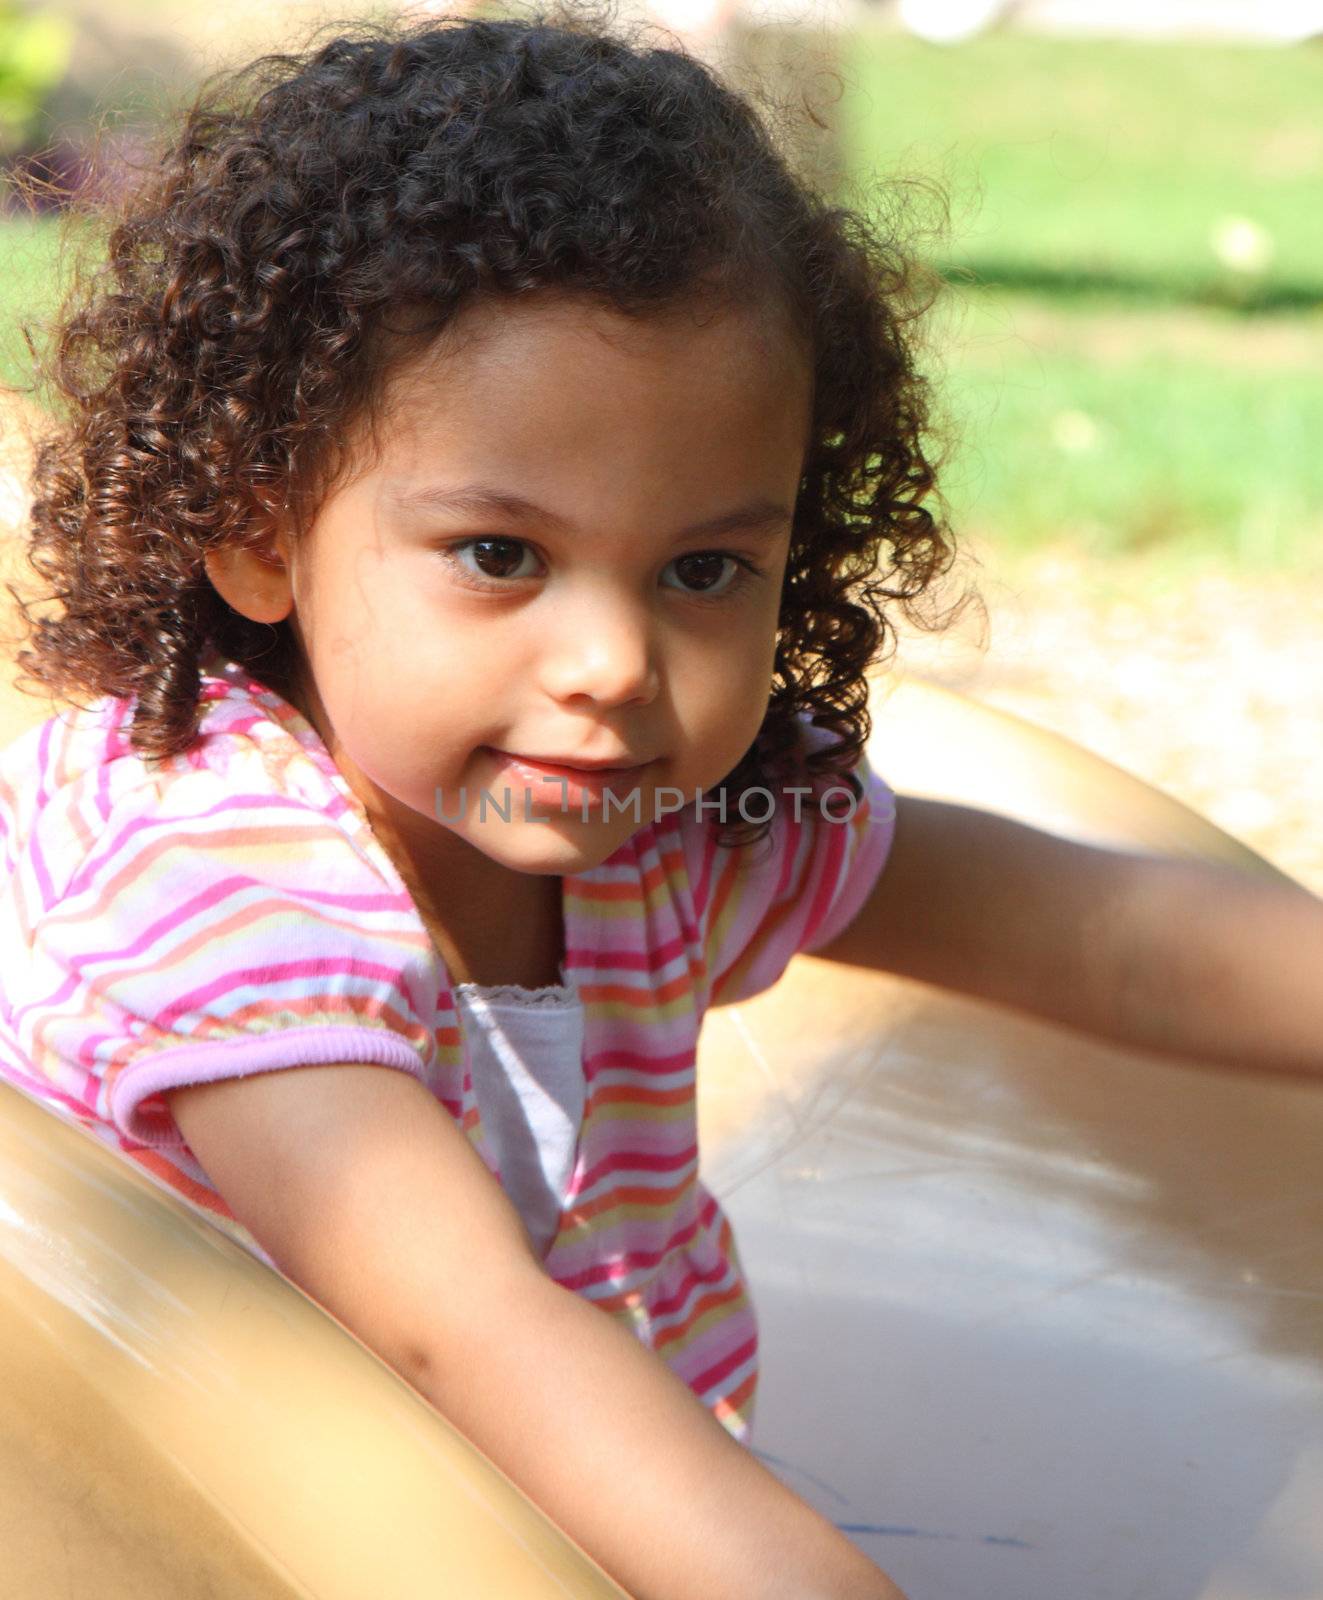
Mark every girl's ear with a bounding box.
[203,532,295,626]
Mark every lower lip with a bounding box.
[485,750,650,810]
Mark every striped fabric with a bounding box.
[0,652,895,1443]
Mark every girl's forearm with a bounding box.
[403,1266,908,1600]
[1091,858,1323,1076]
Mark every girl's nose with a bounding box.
[537,589,661,709]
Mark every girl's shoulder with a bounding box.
[0,650,401,907]
[0,653,439,1160]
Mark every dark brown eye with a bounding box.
[671,552,730,592]
[470,538,528,579]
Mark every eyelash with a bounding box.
[437,538,765,604]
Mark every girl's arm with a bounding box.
[166,1066,907,1600]
[810,795,1323,1076]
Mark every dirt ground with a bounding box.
[892,544,1323,895]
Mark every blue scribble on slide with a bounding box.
[752,1448,1035,1550]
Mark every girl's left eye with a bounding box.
[662,551,758,600]
[437,538,760,600]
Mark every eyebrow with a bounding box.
[387,482,794,543]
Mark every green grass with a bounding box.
[830,30,1323,569]
[838,33,1323,309]
[931,290,1323,571]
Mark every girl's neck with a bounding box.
[412,862,566,990]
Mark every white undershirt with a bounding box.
[452,975,585,1258]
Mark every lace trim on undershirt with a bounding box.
[453,979,579,1008]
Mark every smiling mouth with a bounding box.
[490,749,651,777]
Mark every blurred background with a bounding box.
[1,0,1320,888]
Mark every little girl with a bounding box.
[2,11,1321,1599]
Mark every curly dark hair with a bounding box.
[11,2,964,848]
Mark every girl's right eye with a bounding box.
[440,538,542,588]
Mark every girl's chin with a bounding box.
[445,795,642,860]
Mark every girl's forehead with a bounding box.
[380,291,810,416]
[331,292,814,500]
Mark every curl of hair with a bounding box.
[13,3,968,849]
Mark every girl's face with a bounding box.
[232,292,812,892]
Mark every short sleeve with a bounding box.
[19,758,439,1150]
[683,725,897,1007]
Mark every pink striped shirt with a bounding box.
[0,652,895,1442]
